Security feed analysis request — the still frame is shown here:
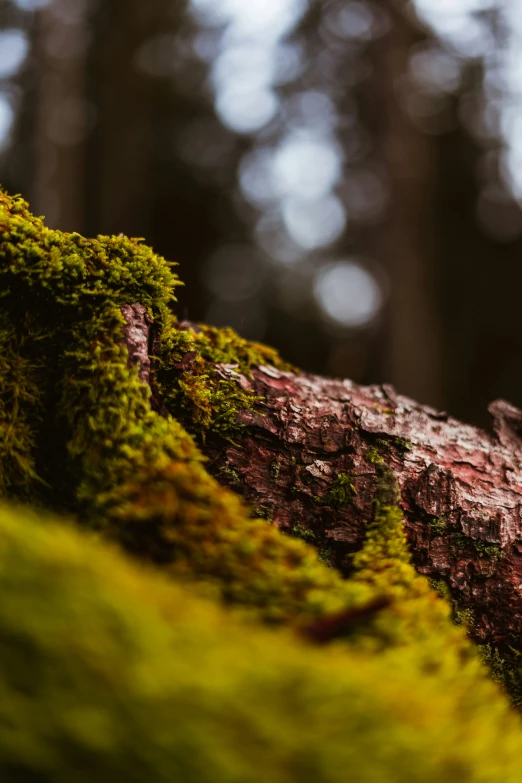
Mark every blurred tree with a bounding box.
[4,0,522,425]
[364,0,443,406]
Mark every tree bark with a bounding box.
[119,305,522,657]
[196,361,522,655]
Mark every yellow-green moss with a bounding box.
[326,472,357,507]
[0,310,47,497]
[481,644,522,710]
[2,502,522,783]
[157,322,294,442]
[0,189,365,624]
[4,186,522,758]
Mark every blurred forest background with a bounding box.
[1,0,521,426]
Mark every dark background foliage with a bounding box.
[1,0,522,426]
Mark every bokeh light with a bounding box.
[272,135,343,200]
[314,261,383,328]
[0,96,14,151]
[0,30,29,80]
[12,0,52,9]
[282,195,347,249]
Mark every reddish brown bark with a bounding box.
[198,363,522,655]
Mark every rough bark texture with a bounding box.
[119,306,522,657]
[122,303,166,415]
[195,363,522,656]
[121,303,152,384]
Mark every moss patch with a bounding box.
[1,502,522,782]
[157,322,294,442]
[0,189,364,624]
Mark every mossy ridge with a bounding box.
[60,302,368,622]
[0,188,180,503]
[3,190,522,774]
[0,189,365,623]
[2,502,522,783]
[157,321,294,442]
[0,192,179,312]
[345,463,486,696]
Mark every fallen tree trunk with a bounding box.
[120,305,522,656]
[170,342,522,656]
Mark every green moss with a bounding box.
[429,515,447,536]
[480,644,522,709]
[252,503,274,522]
[269,458,282,482]
[311,472,357,508]
[157,322,293,443]
[217,464,241,487]
[454,606,475,628]
[394,437,413,452]
[4,188,522,775]
[473,540,505,562]
[428,577,451,601]
[318,544,335,567]
[326,472,357,507]
[452,531,505,563]
[0,189,367,624]
[290,522,317,543]
[348,464,461,653]
[0,311,47,498]
[364,447,383,464]
[2,502,522,782]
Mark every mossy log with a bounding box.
[3,188,522,778]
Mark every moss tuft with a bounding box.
[157,321,294,442]
[325,472,357,507]
[429,515,447,536]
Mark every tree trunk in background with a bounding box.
[26,0,237,326]
[366,1,443,408]
[29,0,188,240]
[30,0,92,231]
[84,0,162,238]
[436,92,522,428]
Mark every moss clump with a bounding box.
[0,311,46,497]
[326,472,357,507]
[429,515,447,536]
[0,189,368,624]
[2,502,522,783]
[473,539,505,561]
[365,446,383,464]
[157,322,294,442]
[347,465,468,658]
[310,473,357,508]
[452,531,505,563]
[394,437,413,452]
[481,644,522,710]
